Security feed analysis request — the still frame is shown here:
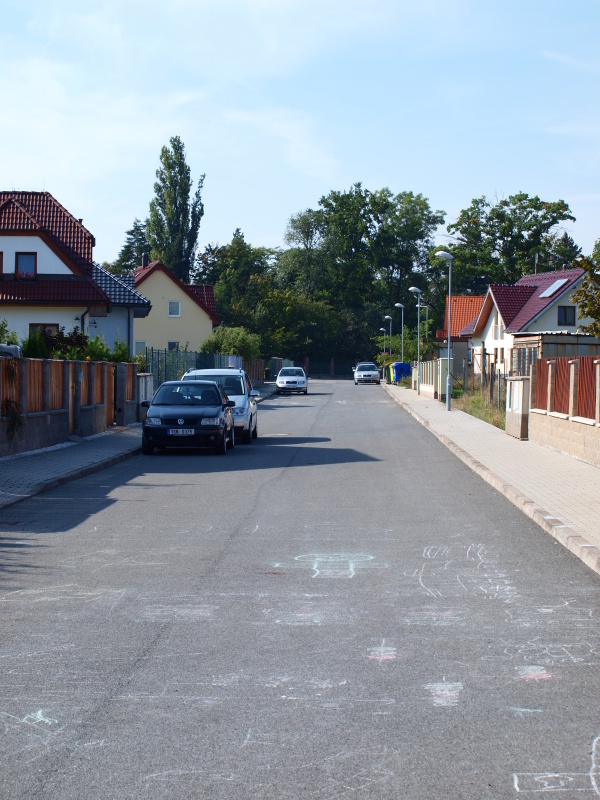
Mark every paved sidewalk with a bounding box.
[0,384,277,513]
[0,426,143,510]
[384,383,600,578]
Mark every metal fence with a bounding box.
[145,348,270,385]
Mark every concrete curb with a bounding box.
[0,446,141,512]
[384,384,600,577]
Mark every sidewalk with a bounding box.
[384,383,600,578]
[0,384,277,513]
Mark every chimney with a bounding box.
[142,253,149,268]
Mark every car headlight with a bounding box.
[201,416,223,426]
[144,417,162,426]
[233,407,246,417]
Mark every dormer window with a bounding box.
[16,252,37,280]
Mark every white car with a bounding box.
[182,368,259,443]
[275,367,308,394]
[353,362,381,385]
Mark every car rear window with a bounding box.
[358,364,377,370]
[185,373,245,395]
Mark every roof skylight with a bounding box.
[539,278,568,298]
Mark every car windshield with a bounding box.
[280,368,304,377]
[185,374,245,396]
[153,385,221,406]
[357,364,377,371]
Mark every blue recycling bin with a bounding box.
[391,362,411,383]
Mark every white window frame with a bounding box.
[168,300,181,317]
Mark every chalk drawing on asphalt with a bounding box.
[424,680,463,707]
[514,734,600,794]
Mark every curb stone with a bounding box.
[383,383,600,578]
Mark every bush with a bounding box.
[0,318,18,345]
[84,335,112,362]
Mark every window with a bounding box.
[167,341,179,351]
[134,341,146,355]
[557,305,575,326]
[168,301,180,317]
[16,252,37,280]
[0,252,3,274]
[29,323,59,336]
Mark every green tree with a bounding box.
[545,231,582,268]
[146,136,205,283]
[447,192,576,289]
[201,326,261,363]
[197,230,275,326]
[571,257,600,337]
[111,218,149,274]
[590,238,600,266]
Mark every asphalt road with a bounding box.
[2,379,600,799]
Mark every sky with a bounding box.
[1,0,599,265]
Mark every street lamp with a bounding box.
[409,287,422,395]
[436,250,454,411]
[379,327,386,379]
[394,303,404,362]
[384,315,392,357]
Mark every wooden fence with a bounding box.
[534,355,600,420]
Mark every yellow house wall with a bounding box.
[133,270,214,350]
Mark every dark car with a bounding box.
[141,380,235,455]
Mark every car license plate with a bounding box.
[167,428,194,436]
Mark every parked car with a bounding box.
[141,380,235,455]
[353,362,381,385]
[275,367,308,394]
[182,368,259,443]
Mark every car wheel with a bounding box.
[215,432,227,455]
[252,418,258,439]
[304,388,308,394]
[275,389,281,394]
[142,437,154,455]
[242,424,252,444]
[227,426,235,449]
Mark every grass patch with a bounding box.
[453,391,505,430]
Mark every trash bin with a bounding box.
[391,362,411,383]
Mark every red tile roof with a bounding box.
[186,284,218,318]
[0,191,95,274]
[132,261,220,324]
[436,295,485,341]
[490,285,536,329]
[508,268,584,332]
[0,277,110,305]
[466,268,585,336]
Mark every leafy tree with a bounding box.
[591,238,600,265]
[196,230,276,326]
[446,192,577,290]
[201,326,261,363]
[571,257,600,337]
[146,136,205,283]
[111,219,149,274]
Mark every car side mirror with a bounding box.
[225,400,235,408]
[250,389,260,397]
[140,400,150,408]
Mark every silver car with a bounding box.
[275,367,308,394]
[353,362,381,385]
[182,368,259,443]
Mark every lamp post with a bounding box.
[394,303,404,362]
[379,327,386,380]
[384,315,392,358]
[409,287,422,395]
[436,250,454,411]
